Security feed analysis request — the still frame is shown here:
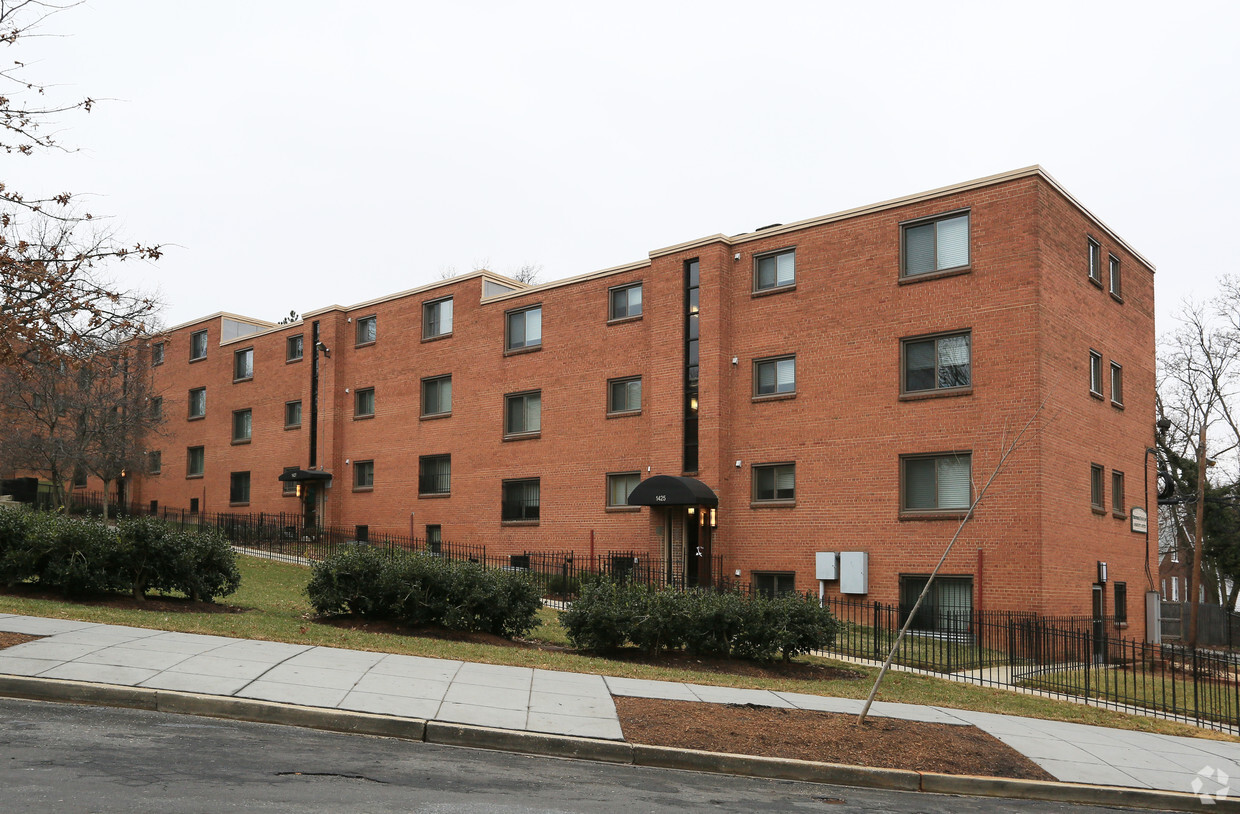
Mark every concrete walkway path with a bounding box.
[2,613,1238,806]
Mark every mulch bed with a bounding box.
[0,632,41,650]
[614,696,1055,780]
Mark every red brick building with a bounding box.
[109,167,1158,636]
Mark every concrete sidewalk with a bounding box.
[2,612,1238,809]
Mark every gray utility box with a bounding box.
[815,552,839,581]
[839,551,868,595]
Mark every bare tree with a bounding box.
[0,2,160,373]
[1157,286,1240,644]
[510,263,542,285]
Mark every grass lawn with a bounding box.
[0,554,1231,741]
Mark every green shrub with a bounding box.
[682,589,746,657]
[306,546,392,617]
[561,579,640,652]
[562,578,839,662]
[0,511,240,602]
[306,549,542,639]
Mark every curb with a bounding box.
[0,675,1229,813]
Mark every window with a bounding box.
[1171,577,1179,602]
[229,471,250,505]
[754,355,796,397]
[608,377,641,414]
[186,446,204,478]
[148,451,161,475]
[1088,238,1102,283]
[282,466,298,496]
[232,409,252,443]
[900,575,973,633]
[285,400,302,428]
[355,315,377,345]
[419,454,451,495]
[233,347,254,381]
[1112,470,1125,516]
[607,472,641,507]
[502,478,540,522]
[1114,581,1128,624]
[353,460,374,490]
[188,387,206,419]
[423,297,453,339]
[72,466,87,489]
[355,387,375,418]
[1109,254,1122,298]
[506,305,542,350]
[753,463,795,503]
[1091,463,1105,511]
[286,335,304,362]
[754,248,795,291]
[902,212,970,277]
[426,524,442,552]
[150,396,163,421]
[505,390,541,436]
[753,572,795,598]
[152,342,165,366]
[1110,362,1123,406]
[902,453,971,513]
[1089,350,1103,396]
[190,330,208,361]
[902,332,971,393]
[609,283,642,320]
[422,375,452,417]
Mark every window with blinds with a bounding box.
[754,248,796,291]
[753,463,796,503]
[902,332,971,393]
[608,377,641,413]
[505,390,541,436]
[607,472,641,507]
[902,212,970,277]
[754,355,796,397]
[902,453,971,512]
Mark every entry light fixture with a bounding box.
[689,396,699,411]
[709,508,717,528]
[295,483,303,498]
[687,506,696,515]
[1097,561,1108,584]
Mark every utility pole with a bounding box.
[1188,423,1207,650]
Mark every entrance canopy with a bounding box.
[627,475,718,508]
[277,469,333,484]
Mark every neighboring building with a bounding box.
[90,167,1157,637]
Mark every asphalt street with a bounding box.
[0,698,1163,814]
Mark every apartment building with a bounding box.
[111,167,1157,637]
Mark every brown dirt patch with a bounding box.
[614,697,1055,781]
[0,632,41,650]
[603,649,864,681]
[0,585,246,614]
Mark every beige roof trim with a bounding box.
[647,166,1154,271]
[481,259,652,304]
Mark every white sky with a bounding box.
[7,1,1238,332]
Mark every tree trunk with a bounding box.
[101,478,111,523]
[1227,580,1240,612]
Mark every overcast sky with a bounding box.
[7,1,1238,332]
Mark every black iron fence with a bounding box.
[33,491,1240,732]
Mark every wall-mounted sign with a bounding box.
[1131,507,1148,534]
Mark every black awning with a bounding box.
[277,469,333,483]
[627,475,718,508]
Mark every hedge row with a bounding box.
[561,580,839,662]
[0,510,240,602]
[306,547,542,639]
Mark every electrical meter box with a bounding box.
[815,552,838,581]
[839,551,868,595]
